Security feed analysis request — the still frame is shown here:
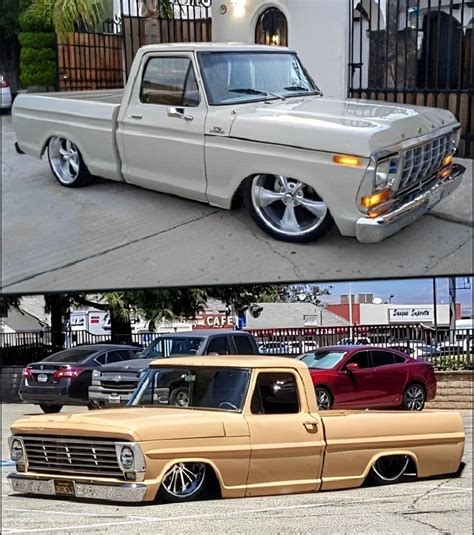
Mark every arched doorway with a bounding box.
[255,7,288,47]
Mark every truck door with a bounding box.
[117,53,207,201]
[244,370,325,497]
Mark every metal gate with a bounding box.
[348,0,473,158]
[57,0,213,91]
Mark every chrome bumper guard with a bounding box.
[8,473,147,502]
[356,163,465,243]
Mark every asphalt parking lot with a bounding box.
[2,115,473,293]
[1,403,472,534]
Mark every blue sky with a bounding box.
[318,277,473,314]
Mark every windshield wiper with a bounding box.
[230,88,286,101]
[284,85,323,96]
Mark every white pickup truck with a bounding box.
[13,43,465,243]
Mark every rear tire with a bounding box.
[367,455,410,486]
[39,404,63,414]
[403,384,426,411]
[157,463,212,503]
[315,386,333,410]
[48,136,94,188]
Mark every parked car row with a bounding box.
[19,331,438,413]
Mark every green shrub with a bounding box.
[20,60,56,87]
[19,31,57,49]
[20,46,56,64]
[18,7,53,33]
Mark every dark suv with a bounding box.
[19,344,142,413]
[88,330,259,408]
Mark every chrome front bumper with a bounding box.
[8,473,147,502]
[356,163,465,243]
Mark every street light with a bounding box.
[389,294,394,303]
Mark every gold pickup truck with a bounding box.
[8,356,465,504]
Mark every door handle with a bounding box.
[303,421,319,433]
[128,114,143,120]
[168,107,194,121]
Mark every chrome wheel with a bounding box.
[372,456,410,482]
[170,388,189,407]
[162,462,206,498]
[251,174,328,237]
[404,384,425,411]
[48,137,81,184]
[316,387,332,410]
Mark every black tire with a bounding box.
[87,402,100,410]
[39,404,63,414]
[402,383,426,411]
[157,463,213,503]
[315,386,333,410]
[367,455,410,486]
[169,387,190,407]
[243,175,334,243]
[47,136,94,188]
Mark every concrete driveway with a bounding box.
[1,404,472,534]
[2,115,472,293]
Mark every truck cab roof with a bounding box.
[149,355,307,369]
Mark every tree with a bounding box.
[0,295,21,316]
[30,0,107,34]
[44,293,78,348]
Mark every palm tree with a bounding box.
[30,0,107,33]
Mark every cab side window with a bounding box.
[140,57,200,107]
[233,335,254,354]
[345,351,371,369]
[206,336,231,355]
[251,373,299,414]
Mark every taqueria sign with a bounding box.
[388,307,434,323]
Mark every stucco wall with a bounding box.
[211,0,349,97]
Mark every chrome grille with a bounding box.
[21,436,122,478]
[101,380,139,390]
[398,133,450,191]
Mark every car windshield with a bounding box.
[142,337,205,358]
[41,349,95,363]
[129,366,250,411]
[299,350,346,369]
[197,51,320,105]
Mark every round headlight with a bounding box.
[11,439,24,462]
[120,446,134,470]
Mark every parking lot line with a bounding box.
[2,489,472,533]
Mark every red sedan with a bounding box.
[297,345,437,411]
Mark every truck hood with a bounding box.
[11,407,240,442]
[229,97,458,157]
[98,358,153,373]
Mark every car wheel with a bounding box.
[367,455,410,486]
[169,387,190,407]
[403,384,426,411]
[39,404,63,414]
[47,136,94,188]
[157,462,210,503]
[244,174,334,243]
[315,386,333,410]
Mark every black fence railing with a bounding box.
[1,325,472,370]
[348,0,473,158]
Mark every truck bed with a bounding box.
[13,90,124,181]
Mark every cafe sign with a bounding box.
[388,307,434,323]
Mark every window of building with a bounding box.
[255,7,288,47]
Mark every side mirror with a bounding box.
[346,362,360,373]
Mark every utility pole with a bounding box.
[449,277,456,343]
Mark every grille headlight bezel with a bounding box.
[115,442,146,481]
[9,437,25,462]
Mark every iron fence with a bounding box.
[348,0,473,158]
[1,325,472,370]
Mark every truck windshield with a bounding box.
[197,51,321,105]
[129,366,250,412]
[300,351,346,369]
[142,337,205,358]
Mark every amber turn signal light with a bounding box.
[439,167,452,179]
[361,188,391,209]
[333,154,362,167]
[443,154,454,167]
